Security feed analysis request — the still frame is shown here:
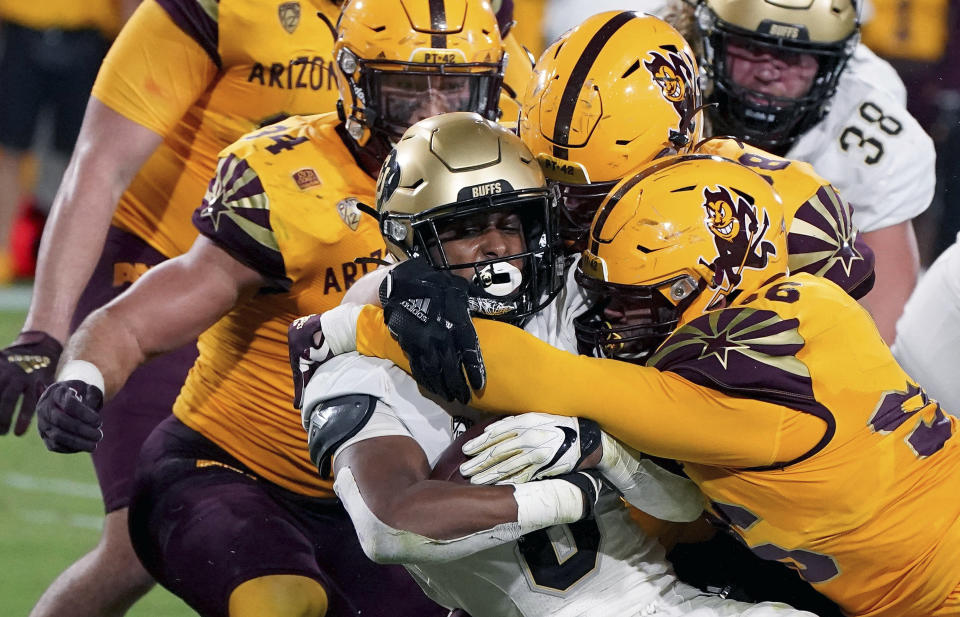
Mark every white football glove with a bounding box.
[460,413,602,485]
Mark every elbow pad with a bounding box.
[304,394,377,479]
[598,432,704,522]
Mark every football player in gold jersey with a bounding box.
[520,10,873,298]
[1,1,344,616]
[31,1,514,616]
[343,155,960,617]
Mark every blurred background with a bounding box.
[1,0,957,614]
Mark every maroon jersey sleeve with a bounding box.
[787,184,876,299]
[192,154,291,291]
[155,0,220,68]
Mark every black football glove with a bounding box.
[36,380,104,453]
[379,259,485,404]
[0,331,63,435]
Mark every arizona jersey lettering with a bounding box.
[92,0,342,260]
[352,273,960,616]
[174,113,384,496]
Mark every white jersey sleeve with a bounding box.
[541,0,668,46]
[893,236,960,417]
[524,255,588,353]
[302,352,456,465]
[786,44,935,232]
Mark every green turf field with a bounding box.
[0,309,195,616]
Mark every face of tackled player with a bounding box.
[431,206,529,297]
[377,113,566,323]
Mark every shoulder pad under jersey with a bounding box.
[193,114,343,290]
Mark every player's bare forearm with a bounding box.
[24,100,164,343]
[859,221,919,344]
[63,237,264,398]
[336,436,519,541]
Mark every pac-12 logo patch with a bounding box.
[278,2,301,34]
[337,197,362,231]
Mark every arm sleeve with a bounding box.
[92,0,218,136]
[355,305,824,468]
[192,154,291,291]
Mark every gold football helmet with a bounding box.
[333,0,505,144]
[574,154,788,362]
[519,11,702,247]
[695,0,859,151]
[376,112,565,321]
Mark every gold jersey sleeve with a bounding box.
[93,0,342,260]
[354,303,825,468]
[356,272,960,616]
[0,0,120,36]
[93,0,218,138]
[862,0,950,62]
[697,138,875,298]
[175,114,386,497]
[508,0,547,57]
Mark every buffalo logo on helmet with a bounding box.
[697,185,776,297]
[278,2,301,34]
[643,47,698,121]
[376,148,402,209]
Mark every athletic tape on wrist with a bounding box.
[598,431,703,522]
[319,303,364,355]
[513,479,585,535]
[57,360,105,394]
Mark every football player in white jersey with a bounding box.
[687,0,935,342]
[292,113,815,617]
[892,235,960,416]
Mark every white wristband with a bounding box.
[513,479,585,535]
[320,303,364,355]
[57,360,105,394]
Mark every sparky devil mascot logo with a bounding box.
[698,185,776,308]
[643,46,700,144]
